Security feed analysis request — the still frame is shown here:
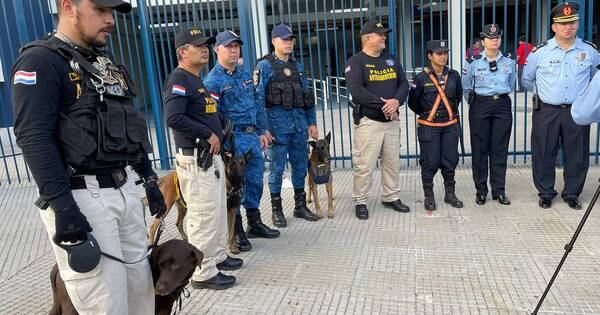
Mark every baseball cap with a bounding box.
[215,30,244,47]
[360,20,391,35]
[426,40,450,53]
[175,28,216,49]
[271,24,296,39]
[92,0,132,13]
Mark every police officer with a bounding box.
[572,69,600,125]
[345,20,410,220]
[522,2,600,210]
[408,40,463,211]
[204,30,279,246]
[11,0,166,313]
[255,24,320,227]
[164,28,242,290]
[462,24,515,206]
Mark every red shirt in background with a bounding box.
[517,42,534,65]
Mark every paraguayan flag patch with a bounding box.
[13,71,37,85]
[172,84,186,96]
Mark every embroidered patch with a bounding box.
[68,72,81,81]
[385,59,395,66]
[209,91,220,101]
[172,84,186,96]
[13,71,36,85]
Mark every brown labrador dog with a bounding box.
[307,132,334,218]
[49,239,203,315]
[148,151,252,254]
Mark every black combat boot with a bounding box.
[423,183,437,211]
[246,209,280,239]
[293,191,319,221]
[234,214,251,252]
[271,195,287,227]
[443,180,463,208]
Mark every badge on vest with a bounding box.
[205,97,217,113]
[92,56,128,91]
[105,84,125,96]
[385,59,395,66]
[283,68,292,77]
[69,72,81,81]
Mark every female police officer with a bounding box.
[409,40,463,211]
[462,24,516,206]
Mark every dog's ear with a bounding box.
[244,150,253,163]
[190,246,204,268]
[325,131,331,144]
[308,140,316,148]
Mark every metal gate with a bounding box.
[0,0,598,186]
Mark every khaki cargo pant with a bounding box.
[352,117,402,205]
[40,168,154,315]
[175,151,228,282]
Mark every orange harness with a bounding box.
[416,69,459,127]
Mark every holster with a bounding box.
[349,101,361,125]
[195,140,214,171]
[468,91,475,106]
[532,94,540,110]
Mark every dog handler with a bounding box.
[345,20,410,220]
[11,0,166,313]
[205,30,279,247]
[164,28,242,290]
[255,24,320,227]
[408,40,464,211]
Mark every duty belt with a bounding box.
[541,101,572,109]
[70,167,128,190]
[234,125,256,133]
[474,93,508,101]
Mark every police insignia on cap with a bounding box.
[376,23,383,28]
[284,68,292,77]
[563,5,571,16]
[490,25,497,33]
[440,41,446,47]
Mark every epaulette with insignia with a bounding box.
[531,41,547,53]
[466,54,482,63]
[582,39,597,49]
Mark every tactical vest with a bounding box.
[261,55,314,109]
[20,35,152,170]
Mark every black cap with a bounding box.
[552,2,580,23]
[271,24,296,39]
[480,24,503,39]
[92,0,132,13]
[215,30,243,46]
[175,28,216,49]
[360,20,391,35]
[426,40,450,53]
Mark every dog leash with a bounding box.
[100,220,164,265]
[171,286,190,315]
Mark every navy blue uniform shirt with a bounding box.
[163,67,223,148]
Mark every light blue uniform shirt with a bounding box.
[522,37,600,105]
[462,51,516,100]
[571,70,600,125]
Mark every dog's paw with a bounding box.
[229,245,241,255]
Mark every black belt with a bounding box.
[542,102,572,109]
[234,125,256,133]
[474,93,509,101]
[70,167,127,190]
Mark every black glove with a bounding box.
[54,204,92,243]
[144,177,167,218]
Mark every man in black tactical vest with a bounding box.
[11,1,166,313]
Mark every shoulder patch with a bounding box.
[466,54,482,64]
[531,41,548,53]
[504,52,515,59]
[582,39,598,49]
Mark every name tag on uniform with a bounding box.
[365,64,375,68]
[222,85,233,92]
